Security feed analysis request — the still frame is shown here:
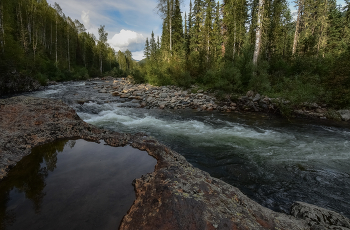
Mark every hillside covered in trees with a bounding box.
[140,0,350,109]
[0,0,137,94]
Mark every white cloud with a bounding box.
[108,29,146,52]
[132,51,145,61]
[81,10,91,29]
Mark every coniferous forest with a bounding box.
[141,0,350,109]
[1,0,350,109]
[0,0,135,94]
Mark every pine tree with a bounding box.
[161,18,170,51]
[212,1,222,60]
[223,0,248,60]
[203,0,213,62]
[144,37,150,59]
[190,0,204,52]
[150,31,157,57]
[172,0,184,53]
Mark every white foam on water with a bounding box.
[76,102,350,164]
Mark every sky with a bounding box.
[47,0,347,60]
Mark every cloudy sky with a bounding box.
[47,0,346,60]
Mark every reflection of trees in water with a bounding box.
[0,139,70,228]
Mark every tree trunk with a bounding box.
[56,16,58,67]
[0,1,5,54]
[253,0,264,65]
[292,0,302,55]
[50,22,52,55]
[100,53,102,74]
[67,20,70,72]
[169,0,172,52]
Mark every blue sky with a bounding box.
[47,0,347,60]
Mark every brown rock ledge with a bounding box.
[0,96,348,230]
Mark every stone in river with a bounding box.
[338,110,350,121]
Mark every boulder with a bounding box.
[337,110,350,121]
[146,97,154,103]
[291,201,350,229]
[246,90,254,97]
[253,93,261,102]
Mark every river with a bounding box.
[27,80,350,218]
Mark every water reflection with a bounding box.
[0,139,156,230]
[0,139,67,226]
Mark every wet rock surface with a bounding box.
[1,95,349,229]
[291,202,350,230]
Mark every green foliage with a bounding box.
[0,0,123,94]
[73,67,89,80]
[139,0,350,110]
[104,67,126,78]
[34,73,48,86]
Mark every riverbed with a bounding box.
[26,80,350,218]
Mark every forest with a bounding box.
[1,0,350,109]
[141,0,350,109]
[0,0,135,92]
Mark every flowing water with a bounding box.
[26,81,350,217]
[0,139,156,229]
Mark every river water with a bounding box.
[27,81,350,217]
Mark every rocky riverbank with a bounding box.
[1,96,349,229]
[84,77,350,122]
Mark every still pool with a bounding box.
[0,139,156,230]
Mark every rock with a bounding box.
[160,93,168,98]
[337,110,350,121]
[315,108,324,113]
[253,94,261,102]
[99,89,107,93]
[146,97,154,103]
[140,101,147,107]
[131,99,140,103]
[197,89,204,93]
[246,90,254,97]
[76,100,86,105]
[291,201,350,229]
[111,91,119,96]
[120,94,129,98]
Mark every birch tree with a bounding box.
[292,0,304,55]
[253,0,265,65]
[54,2,62,67]
[98,25,108,74]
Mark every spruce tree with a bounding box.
[150,31,157,58]
[172,0,184,53]
[203,0,213,62]
[213,1,222,60]
[144,37,150,59]
[190,0,204,52]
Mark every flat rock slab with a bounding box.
[0,96,349,229]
